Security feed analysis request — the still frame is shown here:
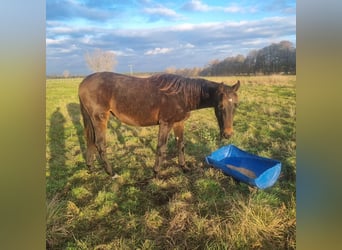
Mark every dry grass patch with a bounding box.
[46,196,70,249]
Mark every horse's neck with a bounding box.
[196,83,218,110]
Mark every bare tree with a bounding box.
[165,66,176,74]
[63,70,70,78]
[85,48,117,72]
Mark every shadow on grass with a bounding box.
[108,118,156,153]
[107,119,218,182]
[67,103,86,159]
[47,107,68,199]
[48,104,89,200]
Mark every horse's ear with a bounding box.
[232,80,240,92]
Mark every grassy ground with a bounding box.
[46,75,296,249]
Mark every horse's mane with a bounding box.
[150,74,214,109]
[150,74,205,95]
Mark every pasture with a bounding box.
[46,75,296,249]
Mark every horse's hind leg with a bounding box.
[82,116,96,171]
[85,138,96,171]
[173,121,190,172]
[93,111,114,176]
[154,121,172,176]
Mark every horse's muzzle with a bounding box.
[221,128,234,139]
[222,132,233,139]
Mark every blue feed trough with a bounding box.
[205,144,281,189]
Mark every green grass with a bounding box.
[46,75,296,249]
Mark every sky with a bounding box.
[46,0,296,75]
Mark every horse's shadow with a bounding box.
[107,119,156,154]
[107,118,215,163]
[47,107,68,199]
[66,103,86,159]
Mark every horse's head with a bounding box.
[214,80,240,139]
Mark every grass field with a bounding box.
[46,75,296,249]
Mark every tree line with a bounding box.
[57,41,295,77]
[168,40,296,77]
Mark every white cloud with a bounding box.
[171,22,219,32]
[223,5,243,13]
[143,6,181,19]
[106,50,119,55]
[183,0,211,12]
[182,43,195,48]
[125,48,135,53]
[242,39,266,46]
[183,0,255,14]
[46,38,63,45]
[145,47,173,55]
[171,23,196,31]
[80,35,94,45]
[59,44,79,54]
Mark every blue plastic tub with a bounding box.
[205,144,281,189]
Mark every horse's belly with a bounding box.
[113,109,159,127]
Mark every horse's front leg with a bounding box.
[173,121,185,166]
[154,121,172,176]
[173,121,190,172]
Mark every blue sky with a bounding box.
[46,0,296,75]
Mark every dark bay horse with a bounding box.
[79,72,240,177]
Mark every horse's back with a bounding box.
[79,72,162,126]
[79,72,150,101]
[79,72,132,92]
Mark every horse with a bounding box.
[78,72,240,177]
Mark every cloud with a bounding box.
[143,6,183,21]
[144,47,173,55]
[182,0,256,14]
[143,43,195,56]
[183,43,195,48]
[46,38,64,45]
[182,0,211,12]
[46,0,115,21]
[144,7,177,17]
[223,5,243,13]
[265,0,296,13]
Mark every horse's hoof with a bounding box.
[86,165,95,173]
[153,166,160,176]
[180,164,191,173]
[104,167,114,176]
[153,171,159,179]
[111,173,120,180]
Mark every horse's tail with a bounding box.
[79,97,95,145]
